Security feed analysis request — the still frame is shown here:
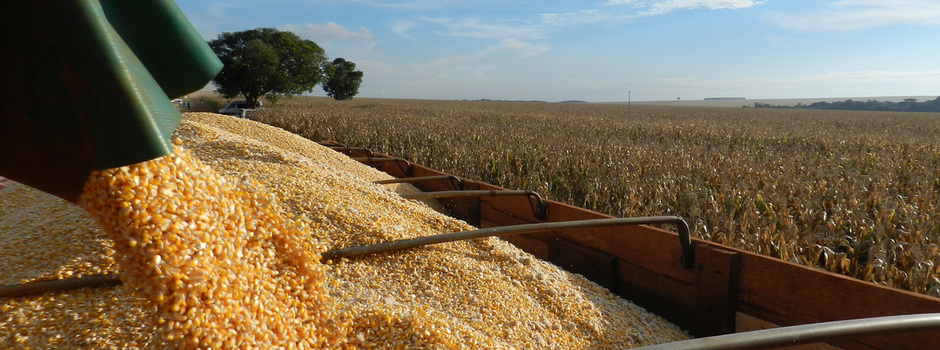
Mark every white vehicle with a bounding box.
[218,100,261,117]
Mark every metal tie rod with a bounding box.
[400,189,537,200]
[635,313,940,350]
[327,146,373,155]
[0,274,121,299]
[350,156,413,175]
[374,174,461,187]
[322,216,695,269]
[350,156,410,164]
[399,190,547,220]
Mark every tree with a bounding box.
[209,28,327,107]
[322,58,363,100]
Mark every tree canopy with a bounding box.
[208,28,327,107]
[322,58,364,100]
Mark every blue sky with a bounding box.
[175,0,940,102]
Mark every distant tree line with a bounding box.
[753,97,940,112]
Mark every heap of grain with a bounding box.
[0,112,690,348]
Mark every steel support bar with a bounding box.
[635,313,940,350]
[399,190,547,220]
[322,216,695,269]
[374,175,462,190]
[350,156,412,176]
[350,156,410,164]
[0,274,121,299]
[326,146,373,155]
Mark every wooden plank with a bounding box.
[555,226,695,284]
[478,195,542,225]
[735,252,940,350]
[692,245,739,337]
[548,238,618,291]
[736,312,844,350]
[616,256,697,331]
[375,157,413,177]
[500,235,550,260]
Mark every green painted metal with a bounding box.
[99,0,223,98]
[0,0,222,202]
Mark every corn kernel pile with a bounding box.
[1,112,690,349]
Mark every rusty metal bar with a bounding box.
[399,190,547,220]
[0,274,122,299]
[350,156,413,176]
[327,147,373,155]
[322,216,695,269]
[350,156,410,163]
[374,175,462,190]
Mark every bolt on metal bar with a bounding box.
[322,216,695,269]
[634,313,940,350]
[399,190,547,220]
[374,175,462,190]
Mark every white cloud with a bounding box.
[358,15,550,94]
[540,10,637,26]
[639,0,765,15]
[183,2,234,39]
[391,20,416,38]
[492,38,550,58]
[767,0,940,31]
[280,22,374,41]
[424,38,549,70]
[605,0,640,5]
[343,0,460,10]
[405,16,549,53]
[543,0,762,26]
[367,38,549,89]
[432,18,544,39]
[206,2,232,22]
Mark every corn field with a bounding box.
[251,97,940,296]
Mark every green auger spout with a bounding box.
[0,0,222,202]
